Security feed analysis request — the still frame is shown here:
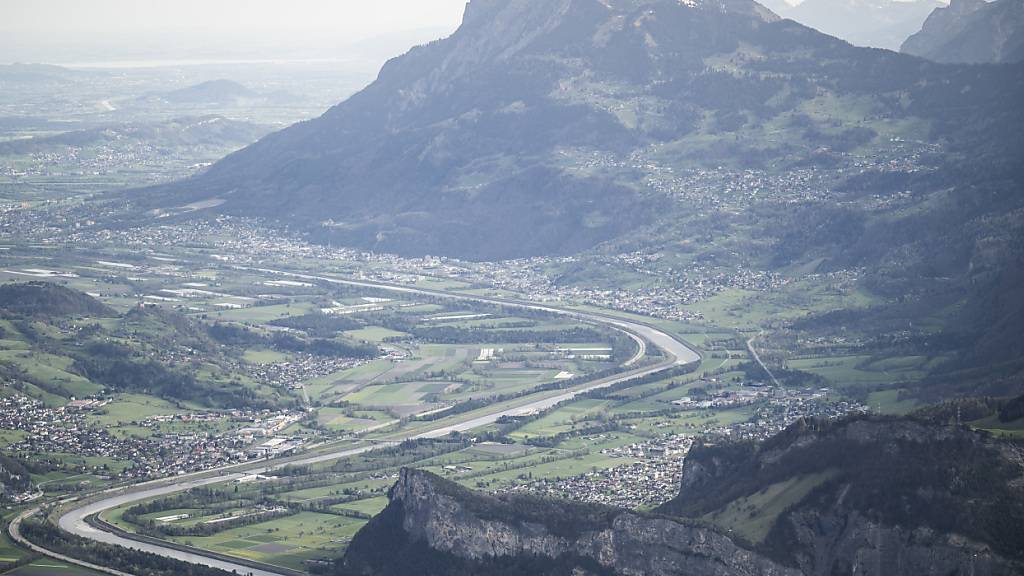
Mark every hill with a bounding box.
[0,283,300,409]
[159,79,258,104]
[339,414,1024,575]
[0,282,116,318]
[131,0,1024,261]
[901,0,1024,63]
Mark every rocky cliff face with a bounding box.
[901,0,1024,63]
[782,508,1018,576]
[339,468,799,576]
[340,416,1024,576]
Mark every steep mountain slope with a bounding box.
[339,415,1024,575]
[134,0,1024,261]
[776,0,944,50]
[660,415,1024,575]
[902,0,1024,63]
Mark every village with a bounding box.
[505,391,866,509]
[0,393,310,490]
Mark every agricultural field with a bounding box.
[0,242,944,575]
[702,470,838,543]
[97,336,854,571]
[0,247,636,507]
[166,512,366,571]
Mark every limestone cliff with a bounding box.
[339,468,799,576]
[340,416,1024,576]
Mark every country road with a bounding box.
[28,271,700,576]
[746,330,781,388]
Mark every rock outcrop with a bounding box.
[340,416,1024,576]
[339,468,799,576]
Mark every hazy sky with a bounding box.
[0,0,470,64]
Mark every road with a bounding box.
[43,271,700,576]
[9,507,134,576]
[746,330,781,387]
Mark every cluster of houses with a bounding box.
[249,355,371,392]
[506,434,693,509]
[505,392,866,508]
[0,393,314,482]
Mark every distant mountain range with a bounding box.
[338,413,1024,576]
[902,0,1024,63]
[761,0,945,50]
[0,62,85,83]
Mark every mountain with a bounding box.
[901,0,1024,63]
[133,0,1024,261]
[339,414,1024,576]
[772,0,944,50]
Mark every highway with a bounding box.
[39,271,701,576]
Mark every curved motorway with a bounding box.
[42,271,700,576]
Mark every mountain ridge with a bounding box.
[338,467,800,576]
[337,414,1024,575]
[902,0,1024,63]
[771,0,943,50]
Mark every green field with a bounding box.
[169,512,364,570]
[243,348,291,364]
[315,407,393,433]
[213,302,316,323]
[509,399,613,439]
[788,354,938,389]
[704,470,837,543]
[88,394,187,427]
[343,327,409,342]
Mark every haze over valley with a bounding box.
[0,1,1021,576]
